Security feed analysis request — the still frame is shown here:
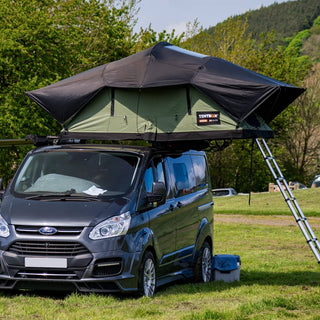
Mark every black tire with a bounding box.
[194,241,212,282]
[138,251,156,297]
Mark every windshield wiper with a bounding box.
[25,190,102,201]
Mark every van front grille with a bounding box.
[16,270,80,279]
[8,241,89,257]
[14,225,84,236]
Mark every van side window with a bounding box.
[191,155,209,190]
[138,158,167,211]
[143,166,154,193]
[168,155,196,197]
[143,158,167,193]
[154,158,165,184]
[173,163,189,191]
[137,164,155,211]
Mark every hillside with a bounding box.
[302,16,320,62]
[207,0,320,41]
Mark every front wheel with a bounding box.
[195,241,212,282]
[138,251,156,297]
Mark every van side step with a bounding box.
[256,138,320,263]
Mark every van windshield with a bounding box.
[13,150,140,197]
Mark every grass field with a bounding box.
[213,187,320,216]
[0,190,320,319]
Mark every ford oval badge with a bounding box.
[39,226,57,235]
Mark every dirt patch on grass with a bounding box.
[214,214,320,228]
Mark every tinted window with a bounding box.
[143,157,167,195]
[191,155,208,190]
[168,155,196,197]
[143,166,154,193]
[155,159,165,184]
[212,190,229,196]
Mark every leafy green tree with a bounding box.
[133,25,183,52]
[302,15,320,63]
[0,0,138,184]
[184,16,255,66]
[276,64,320,185]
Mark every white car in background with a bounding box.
[212,188,237,197]
[311,175,320,188]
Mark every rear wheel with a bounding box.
[138,251,156,297]
[195,241,212,282]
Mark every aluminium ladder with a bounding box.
[256,138,320,263]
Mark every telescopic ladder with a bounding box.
[256,138,320,263]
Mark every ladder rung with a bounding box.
[285,197,296,202]
[307,238,318,243]
[296,218,307,222]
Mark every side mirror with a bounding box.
[147,182,167,205]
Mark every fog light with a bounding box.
[92,258,122,277]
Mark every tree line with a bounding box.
[207,0,320,43]
[0,0,319,192]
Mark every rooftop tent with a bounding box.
[25,42,305,142]
[63,86,273,141]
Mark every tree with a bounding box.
[0,0,139,184]
[183,16,256,66]
[276,64,320,184]
[133,25,183,52]
[302,15,320,63]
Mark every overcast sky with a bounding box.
[135,0,290,35]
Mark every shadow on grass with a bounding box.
[156,269,320,296]
[240,269,320,286]
[1,270,320,299]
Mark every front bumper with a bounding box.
[0,239,142,293]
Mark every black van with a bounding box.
[0,143,213,296]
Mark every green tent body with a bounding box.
[64,86,273,141]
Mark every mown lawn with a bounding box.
[1,213,320,319]
[213,187,320,216]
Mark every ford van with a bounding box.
[0,143,213,296]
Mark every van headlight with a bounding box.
[89,212,131,240]
[0,215,10,238]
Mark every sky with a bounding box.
[135,0,290,35]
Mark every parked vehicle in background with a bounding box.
[0,143,213,297]
[269,181,307,192]
[289,181,307,190]
[212,188,237,197]
[311,175,320,188]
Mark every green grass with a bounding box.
[1,215,320,319]
[213,187,320,216]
